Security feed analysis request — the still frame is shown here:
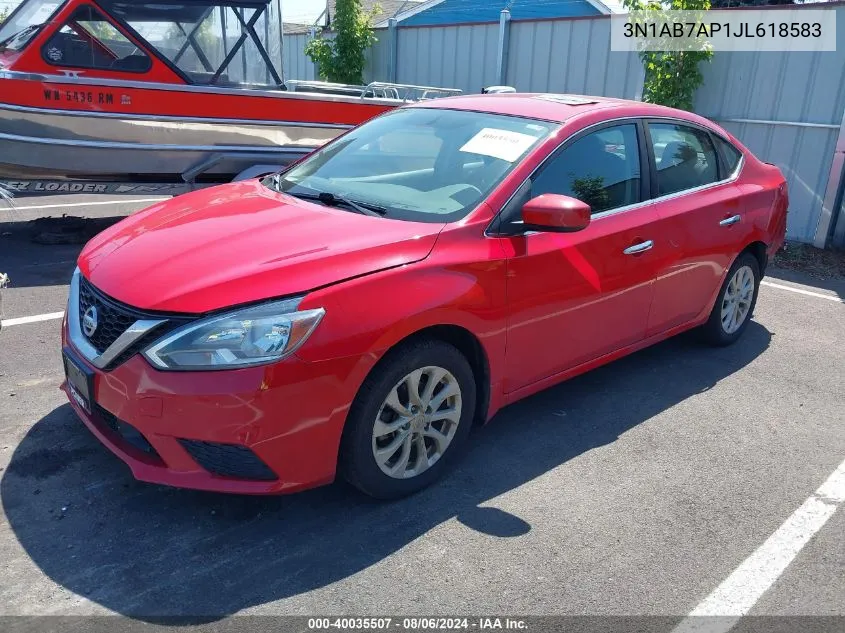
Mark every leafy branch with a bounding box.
[622,0,714,111]
[305,0,380,85]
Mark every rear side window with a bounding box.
[530,123,642,214]
[648,123,719,196]
[713,136,743,175]
[41,5,151,73]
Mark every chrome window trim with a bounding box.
[0,71,407,107]
[0,102,354,130]
[486,115,745,237]
[639,153,744,209]
[68,268,166,369]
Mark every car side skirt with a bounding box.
[500,316,709,409]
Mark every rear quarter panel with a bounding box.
[735,157,788,262]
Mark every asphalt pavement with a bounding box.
[0,194,843,626]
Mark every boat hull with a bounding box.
[0,102,348,194]
[0,72,396,195]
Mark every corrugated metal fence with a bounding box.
[287,6,845,246]
[506,19,643,98]
[283,32,318,81]
[695,11,845,248]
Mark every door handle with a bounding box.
[719,214,741,226]
[623,240,654,255]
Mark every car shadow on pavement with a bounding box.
[1,323,771,621]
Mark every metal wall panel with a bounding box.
[506,17,644,99]
[718,122,838,243]
[696,5,845,244]
[365,29,390,83]
[283,33,317,81]
[395,23,499,93]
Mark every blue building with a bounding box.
[376,0,617,27]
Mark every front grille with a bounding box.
[94,403,161,459]
[79,276,138,353]
[78,275,190,368]
[179,440,278,481]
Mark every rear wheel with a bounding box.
[340,340,476,499]
[701,252,760,346]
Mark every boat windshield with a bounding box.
[0,0,64,52]
[265,108,559,224]
[99,0,283,87]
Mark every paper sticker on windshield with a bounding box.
[459,128,539,162]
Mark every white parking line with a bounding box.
[761,281,843,304]
[672,458,845,633]
[1,311,65,327]
[6,197,167,212]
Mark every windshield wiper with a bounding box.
[288,190,387,217]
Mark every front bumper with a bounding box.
[62,322,361,495]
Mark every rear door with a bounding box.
[644,121,749,335]
[499,121,661,392]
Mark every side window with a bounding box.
[42,5,150,73]
[531,124,641,214]
[648,123,719,196]
[712,136,743,176]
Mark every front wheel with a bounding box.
[340,340,476,499]
[701,252,761,346]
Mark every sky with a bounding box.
[0,0,329,22]
[281,0,328,25]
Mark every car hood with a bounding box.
[79,180,444,313]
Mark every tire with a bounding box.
[700,252,761,346]
[340,339,477,499]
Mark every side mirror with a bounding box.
[521,194,591,233]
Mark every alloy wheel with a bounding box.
[371,366,463,479]
[721,264,755,334]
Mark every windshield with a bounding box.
[0,0,63,52]
[100,0,282,87]
[265,108,558,223]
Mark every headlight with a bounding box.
[143,298,325,371]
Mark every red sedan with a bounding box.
[62,94,788,498]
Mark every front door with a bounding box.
[499,122,660,393]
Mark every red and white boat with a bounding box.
[0,0,460,196]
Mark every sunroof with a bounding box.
[533,95,599,105]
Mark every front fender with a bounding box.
[295,229,509,400]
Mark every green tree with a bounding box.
[305,0,379,85]
[0,8,9,24]
[622,0,713,111]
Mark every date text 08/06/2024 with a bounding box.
[307,618,529,630]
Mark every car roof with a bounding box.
[412,93,710,127]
